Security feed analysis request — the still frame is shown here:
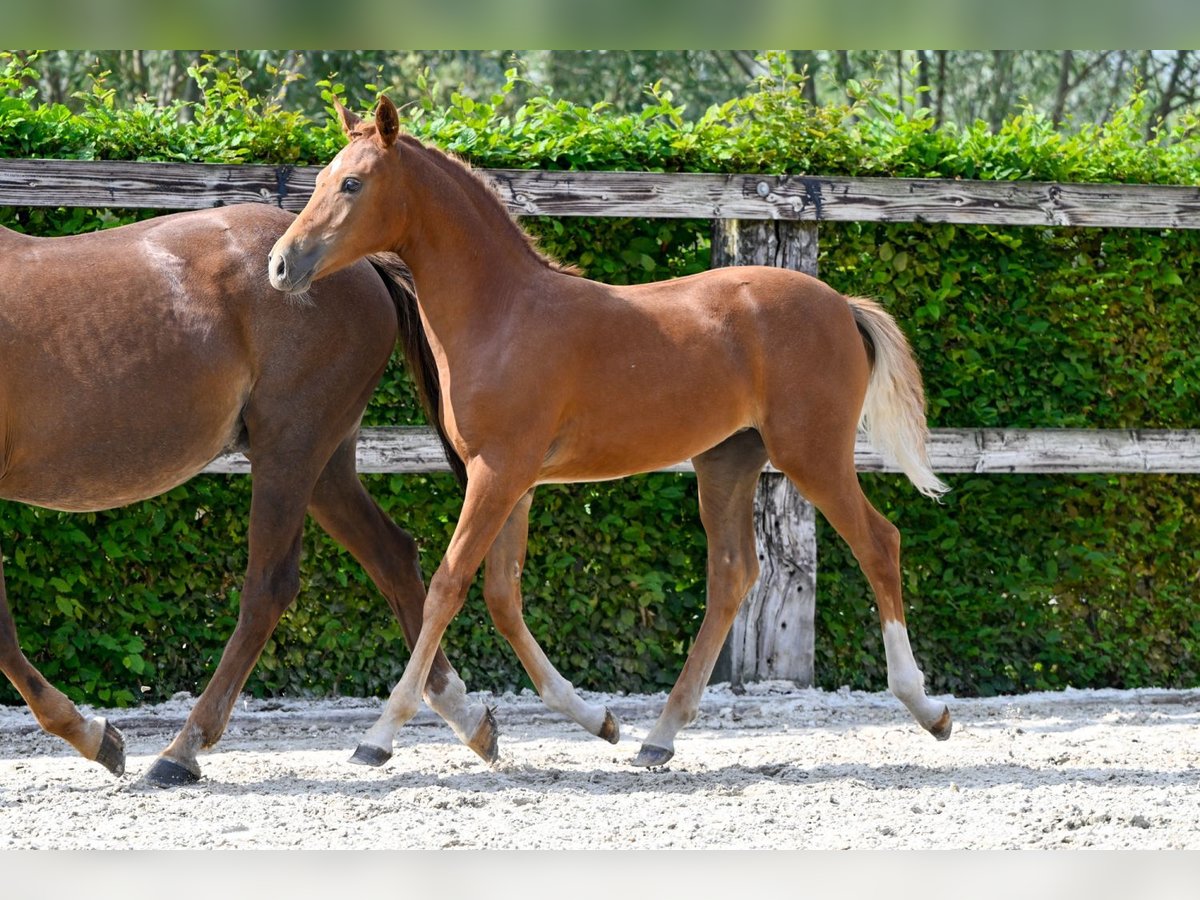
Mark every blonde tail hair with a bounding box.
[847,296,949,500]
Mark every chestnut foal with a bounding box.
[268,96,952,768]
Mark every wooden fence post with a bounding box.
[709,219,819,688]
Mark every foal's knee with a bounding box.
[423,568,473,629]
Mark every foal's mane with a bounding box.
[395,134,582,277]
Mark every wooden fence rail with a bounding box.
[4,158,1200,227]
[203,426,1199,476]
[3,157,1197,689]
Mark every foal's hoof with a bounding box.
[349,742,393,768]
[143,756,201,788]
[468,706,500,764]
[93,719,126,777]
[632,743,674,768]
[928,706,953,741]
[598,708,620,745]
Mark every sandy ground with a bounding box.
[1,682,1198,850]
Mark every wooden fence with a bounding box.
[4,157,1199,688]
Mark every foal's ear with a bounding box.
[333,98,363,140]
[374,95,400,148]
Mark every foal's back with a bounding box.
[523,263,869,482]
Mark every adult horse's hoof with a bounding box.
[349,742,393,767]
[598,708,620,744]
[468,706,499,764]
[928,706,953,741]
[144,756,201,788]
[631,743,673,768]
[93,718,126,777]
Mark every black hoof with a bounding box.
[929,706,953,741]
[598,708,620,744]
[94,720,126,777]
[632,743,674,768]
[349,742,393,767]
[469,706,500,764]
[144,756,201,788]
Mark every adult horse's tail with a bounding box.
[847,296,948,500]
[368,254,468,487]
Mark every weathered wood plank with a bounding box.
[489,169,1200,228]
[0,158,302,209]
[200,427,1200,475]
[890,428,1200,474]
[723,473,817,686]
[5,158,1200,228]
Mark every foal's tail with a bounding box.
[368,253,468,487]
[846,296,948,500]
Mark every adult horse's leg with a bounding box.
[0,549,126,775]
[305,436,499,763]
[352,459,534,766]
[480,488,619,743]
[633,429,768,767]
[144,457,320,787]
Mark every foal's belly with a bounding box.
[536,408,752,484]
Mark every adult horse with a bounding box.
[0,202,497,786]
[268,96,953,769]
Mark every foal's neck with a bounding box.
[397,140,555,301]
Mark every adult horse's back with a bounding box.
[0,203,494,786]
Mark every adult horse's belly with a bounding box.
[0,372,249,513]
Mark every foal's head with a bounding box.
[269,96,407,294]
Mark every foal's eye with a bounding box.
[341,177,363,194]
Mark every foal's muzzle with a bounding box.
[266,241,318,293]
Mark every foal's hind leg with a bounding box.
[0,550,125,775]
[482,489,619,743]
[634,429,768,767]
[306,437,498,763]
[771,453,950,740]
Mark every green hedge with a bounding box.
[1,52,1197,708]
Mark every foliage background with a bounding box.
[1,52,1198,708]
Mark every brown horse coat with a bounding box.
[270,96,952,768]
[0,203,493,785]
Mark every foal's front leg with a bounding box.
[483,489,619,743]
[352,461,535,766]
[306,437,499,763]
